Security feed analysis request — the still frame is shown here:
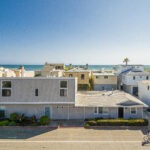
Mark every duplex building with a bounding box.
[93,72,117,91]
[0,77,147,120]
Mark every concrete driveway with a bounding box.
[0,127,149,150]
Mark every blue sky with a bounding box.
[0,0,150,65]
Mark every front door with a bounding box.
[45,107,50,118]
[118,107,124,118]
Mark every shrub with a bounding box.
[87,120,97,126]
[8,121,16,126]
[39,116,50,125]
[10,113,20,122]
[84,123,90,128]
[85,119,148,126]
[0,120,9,126]
[78,84,90,91]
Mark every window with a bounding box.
[130,108,137,115]
[133,76,135,80]
[69,74,73,77]
[60,81,67,88]
[81,74,85,80]
[2,81,11,88]
[60,81,67,96]
[60,89,67,96]
[35,89,38,96]
[146,76,149,80]
[148,86,150,90]
[96,76,99,79]
[94,107,109,115]
[1,81,11,97]
[104,76,108,79]
[94,107,98,114]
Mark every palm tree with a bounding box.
[123,57,129,66]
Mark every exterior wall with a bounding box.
[123,84,133,94]
[122,74,150,86]
[124,107,143,119]
[65,72,90,85]
[94,75,117,85]
[138,82,150,106]
[0,104,143,120]
[94,84,117,91]
[0,78,76,103]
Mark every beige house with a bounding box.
[41,63,65,77]
[93,72,117,91]
[65,67,91,90]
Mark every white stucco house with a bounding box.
[138,80,150,107]
[117,65,150,96]
[0,77,147,120]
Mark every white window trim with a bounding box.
[94,107,109,115]
[1,80,12,89]
[130,107,137,115]
[1,80,12,97]
[59,80,68,97]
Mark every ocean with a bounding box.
[0,64,150,71]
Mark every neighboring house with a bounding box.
[41,63,65,77]
[0,67,16,77]
[93,72,117,91]
[117,65,150,96]
[138,80,150,106]
[65,67,91,90]
[0,77,147,120]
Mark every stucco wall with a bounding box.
[65,72,90,85]
[138,82,150,106]
[94,75,117,85]
[94,84,117,91]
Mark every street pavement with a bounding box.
[0,127,149,150]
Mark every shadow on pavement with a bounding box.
[0,126,57,139]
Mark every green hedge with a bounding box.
[85,119,148,127]
[0,120,9,126]
[39,116,50,125]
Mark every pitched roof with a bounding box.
[75,90,147,107]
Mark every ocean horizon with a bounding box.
[1,64,150,71]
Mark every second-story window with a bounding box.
[69,74,73,77]
[60,81,67,96]
[133,76,135,80]
[2,81,11,97]
[148,86,150,90]
[104,76,108,79]
[81,74,85,80]
[35,89,38,96]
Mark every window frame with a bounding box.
[35,89,39,96]
[130,107,137,115]
[81,74,85,80]
[94,107,109,115]
[1,80,12,97]
[60,80,68,97]
[104,76,109,79]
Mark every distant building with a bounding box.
[65,67,91,90]
[116,65,150,96]
[93,72,117,91]
[41,62,65,77]
[138,80,150,106]
[0,67,16,77]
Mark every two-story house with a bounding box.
[93,72,117,91]
[0,77,147,120]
